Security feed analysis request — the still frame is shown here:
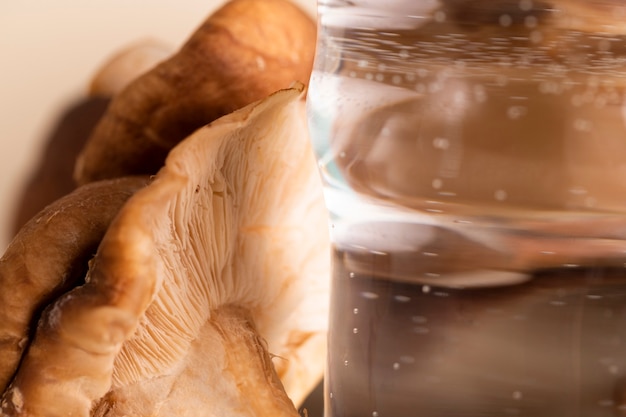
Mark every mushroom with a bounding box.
[1,84,329,416]
[0,176,150,393]
[89,39,174,98]
[74,0,317,184]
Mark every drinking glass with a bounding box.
[306,1,626,416]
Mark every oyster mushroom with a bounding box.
[74,0,316,184]
[0,176,150,393]
[1,84,329,416]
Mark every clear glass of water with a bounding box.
[306,1,626,416]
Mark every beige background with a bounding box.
[0,0,316,251]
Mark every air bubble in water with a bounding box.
[393,362,400,370]
[494,189,508,201]
[433,137,450,150]
[474,85,487,102]
[507,106,527,120]
[525,15,538,28]
[372,412,379,417]
[574,119,593,132]
[353,328,359,334]
[499,14,512,27]
[353,308,359,315]
[362,291,379,300]
[520,0,534,10]
[530,30,543,43]
[413,326,430,334]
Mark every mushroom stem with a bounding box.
[92,306,299,417]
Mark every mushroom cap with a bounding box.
[89,39,174,97]
[1,84,329,416]
[0,176,149,393]
[74,0,317,184]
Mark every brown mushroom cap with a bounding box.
[89,39,174,98]
[0,176,150,393]
[1,85,329,416]
[74,0,317,184]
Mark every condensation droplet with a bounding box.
[495,189,508,201]
[574,119,593,132]
[393,362,401,370]
[413,326,430,334]
[499,14,512,27]
[423,285,432,293]
[344,360,349,366]
[432,178,443,189]
[525,15,538,28]
[392,75,402,85]
[353,308,359,315]
[569,186,587,195]
[507,106,527,120]
[530,30,543,43]
[434,10,446,22]
[362,291,379,300]
[512,390,523,400]
[353,328,359,334]
[539,81,560,94]
[349,272,356,278]
[474,85,487,102]
[433,137,450,150]
[395,295,411,303]
[519,0,533,11]
[585,196,597,208]
[412,315,428,324]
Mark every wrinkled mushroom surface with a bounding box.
[1,85,329,417]
[89,39,173,98]
[0,176,149,393]
[75,0,317,184]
